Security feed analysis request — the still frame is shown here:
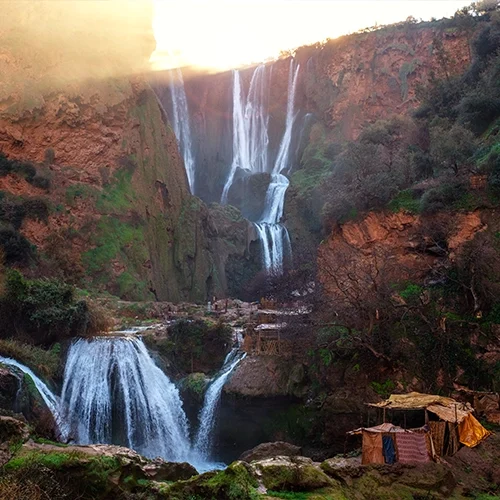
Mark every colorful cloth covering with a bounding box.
[395,432,430,463]
[458,413,492,448]
[362,431,385,465]
[382,435,396,464]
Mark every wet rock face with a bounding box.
[0,367,21,412]
[239,441,301,462]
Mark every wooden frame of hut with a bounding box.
[349,392,491,465]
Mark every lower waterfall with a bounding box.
[1,335,246,472]
[194,348,246,460]
[60,337,192,463]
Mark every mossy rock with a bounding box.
[180,372,209,402]
[164,461,258,500]
[256,456,334,492]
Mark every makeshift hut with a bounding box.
[349,392,491,465]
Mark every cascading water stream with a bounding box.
[254,60,300,274]
[168,68,196,194]
[221,65,270,204]
[194,348,246,460]
[0,355,65,435]
[60,337,192,463]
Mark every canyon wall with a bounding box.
[0,4,476,301]
[0,1,256,302]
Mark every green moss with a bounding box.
[182,373,208,400]
[33,437,69,447]
[4,450,121,496]
[259,462,333,492]
[96,166,136,214]
[82,216,147,277]
[65,184,99,207]
[165,462,259,500]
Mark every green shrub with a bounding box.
[22,198,50,223]
[420,182,467,214]
[0,270,89,344]
[0,224,34,265]
[0,199,26,229]
[65,184,99,207]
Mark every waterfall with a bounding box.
[254,60,300,274]
[0,356,65,435]
[194,349,246,460]
[221,60,300,274]
[221,65,270,203]
[60,337,192,463]
[168,68,196,194]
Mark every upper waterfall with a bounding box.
[168,68,196,194]
[254,59,300,274]
[221,65,271,204]
[61,337,192,463]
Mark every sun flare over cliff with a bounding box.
[152,0,471,71]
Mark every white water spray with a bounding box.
[60,337,192,463]
[169,68,196,194]
[194,349,246,460]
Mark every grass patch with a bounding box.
[65,184,99,207]
[96,167,136,214]
[0,339,60,379]
[82,216,147,275]
[388,189,421,214]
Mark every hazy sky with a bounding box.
[151,0,471,70]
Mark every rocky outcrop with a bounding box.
[239,441,301,462]
[0,366,21,412]
[295,22,471,139]
[0,416,30,466]
[254,455,334,491]
[224,356,308,398]
[318,210,486,304]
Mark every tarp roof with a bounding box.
[348,423,406,435]
[367,392,473,422]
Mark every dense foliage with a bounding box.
[292,9,500,231]
[282,7,500,394]
[0,270,102,345]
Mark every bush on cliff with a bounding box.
[0,153,51,190]
[0,270,91,344]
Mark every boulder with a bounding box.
[253,455,334,491]
[0,366,21,411]
[143,459,198,481]
[321,456,363,485]
[239,441,301,462]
